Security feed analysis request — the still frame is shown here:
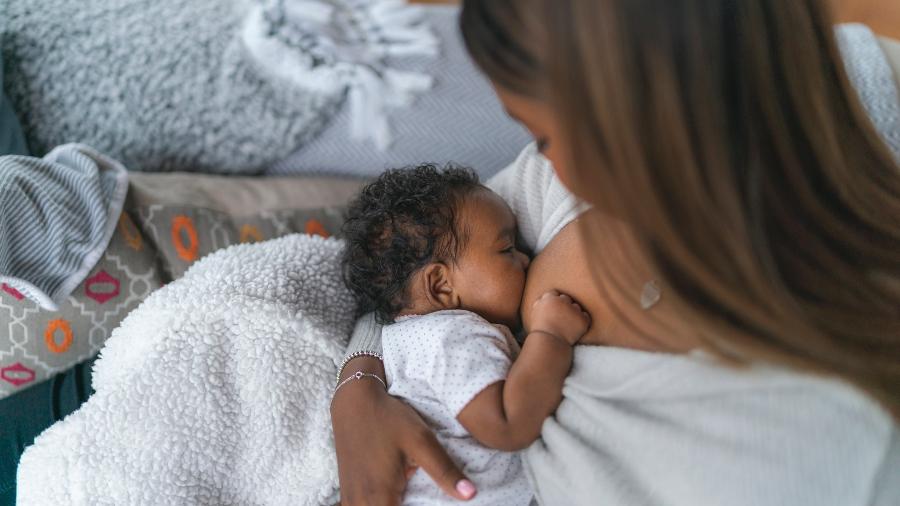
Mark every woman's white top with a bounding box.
[496,146,899,506]
[526,346,898,506]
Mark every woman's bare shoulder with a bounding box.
[521,210,699,352]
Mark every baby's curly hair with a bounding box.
[341,163,482,324]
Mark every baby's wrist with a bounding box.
[529,329,575,346]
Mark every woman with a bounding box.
[331,1,900,504]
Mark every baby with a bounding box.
[341,164,590,505]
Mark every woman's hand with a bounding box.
[331,357,477,505]
[528,289,591,345]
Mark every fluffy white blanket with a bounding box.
[17,235,356,505]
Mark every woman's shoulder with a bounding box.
[486,143,589,253]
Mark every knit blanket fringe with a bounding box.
[242,0,440,150]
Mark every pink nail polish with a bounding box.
[455,479,476,498]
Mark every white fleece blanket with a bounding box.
[16,234,356,505]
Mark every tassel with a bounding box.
[383,42,439,58]
[283,1,334,24]
[241,0,441,150]
[383,69,434,106]
[369,0,410,20]
[370,6,424,28]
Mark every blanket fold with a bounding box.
[0,143,129,311]
[17,234,356,505]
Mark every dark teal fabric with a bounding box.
[0,51,29,156]
[0,51,40,506]
[0,355,96,505]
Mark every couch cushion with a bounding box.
[126,172,364,279]
[0,173,364,399]
[0,206,164,399]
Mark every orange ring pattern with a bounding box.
[239,224,264,244]
[118,213,143,251]
[305,219,330,238]
[45,319,74,354]
[171,215,199,262]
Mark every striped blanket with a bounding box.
[0,144,128,311]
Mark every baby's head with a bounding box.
[342,164,530,329]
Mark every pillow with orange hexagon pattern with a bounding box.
[0,172,364,399]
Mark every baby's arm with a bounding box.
[457,291,590,451]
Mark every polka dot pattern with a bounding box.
[383,309,533,505]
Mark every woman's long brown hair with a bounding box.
[462,0,900,418]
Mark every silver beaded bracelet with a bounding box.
[335,350,384,387]
[333,370,388,396]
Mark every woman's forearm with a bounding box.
[344,312,384,357]
[339,313,385,384]
[338,356,386,382]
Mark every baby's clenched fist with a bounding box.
[529,289,591,345]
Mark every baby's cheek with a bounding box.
[489,270,524,328]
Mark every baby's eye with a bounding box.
[501,246,515,254]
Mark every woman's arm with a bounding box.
[342,312,383,358]
[331,351,476,504]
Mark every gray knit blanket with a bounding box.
[0,0,437,173]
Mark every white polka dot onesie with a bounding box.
[382,309,533,505]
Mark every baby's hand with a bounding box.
[529,290,591,345]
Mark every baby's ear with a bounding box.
[422,262,460,310]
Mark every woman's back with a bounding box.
[526,346,899,505]
[497,124,900,506]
